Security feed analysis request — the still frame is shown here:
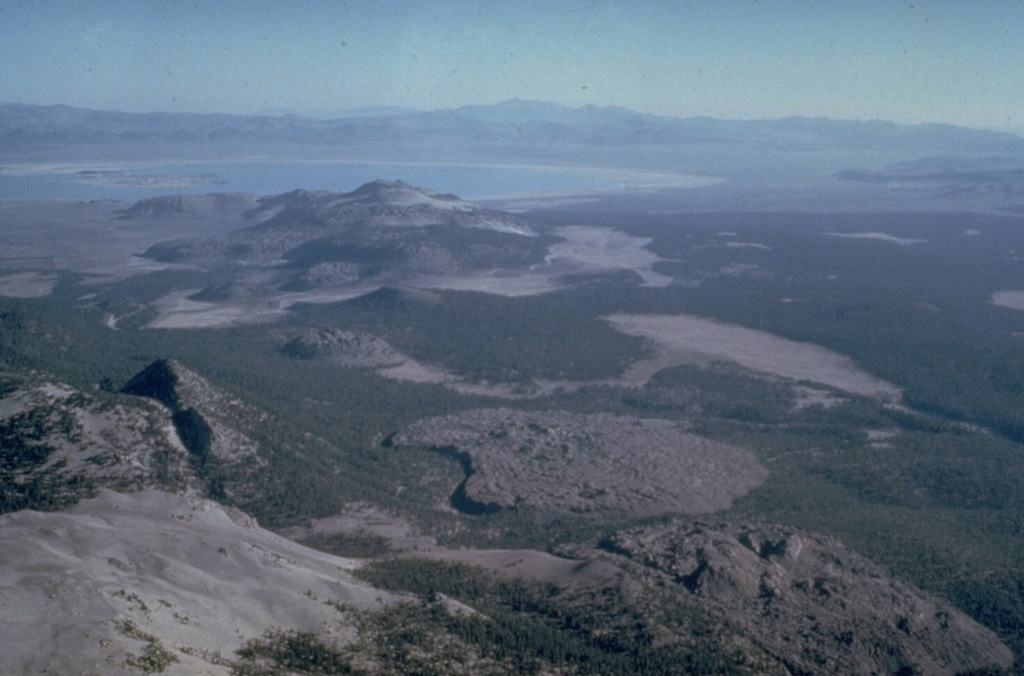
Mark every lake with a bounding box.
[0,160,704,201]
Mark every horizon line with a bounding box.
[3,98,1022,137]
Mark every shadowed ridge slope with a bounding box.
[120,359,266,502]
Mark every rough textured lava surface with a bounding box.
[390,408,767,519]
[597,520,1014,675]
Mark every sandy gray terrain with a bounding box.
[605,313,902,400]
[0,489,386,676]
[992,290,1024,312]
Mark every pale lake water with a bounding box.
[0,160,700,201]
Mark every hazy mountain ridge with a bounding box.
[5,100,1023,168]
[836,155,1024,198]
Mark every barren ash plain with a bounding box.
[3,102,1024,675]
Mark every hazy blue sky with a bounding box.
[2,1,1023,130]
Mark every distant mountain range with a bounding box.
[4,100,1024,177]
[4,98,1022,147]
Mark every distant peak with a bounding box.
[347,179,426,202]
[343,179,472,208]
[351,178,415,194]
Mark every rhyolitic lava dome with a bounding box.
[390,408,767,519]
[595,520,1014,675]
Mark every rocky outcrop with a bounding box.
[120,359,266,501]
[280,329,406,368]
[389,408,767,519]
[0,375,194,512]
[596,520,1014,675]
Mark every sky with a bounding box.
[2,0,1023,131]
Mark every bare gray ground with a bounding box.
[0,270,60,297]
[0,490,386,676]
[605,313,902,400]
[992,290,1024,311]
[280,505,623,589]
